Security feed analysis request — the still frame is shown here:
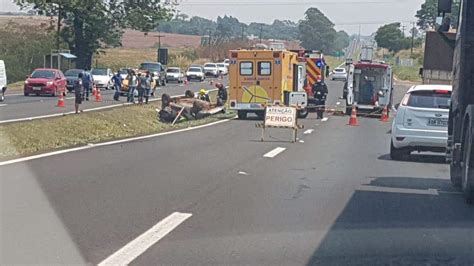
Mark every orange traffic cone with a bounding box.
[95,89,102,102]
[92,86,97,96]
[57,93,65,107]
[380,106,389,122]
[348,105,359,126]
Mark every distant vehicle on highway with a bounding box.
[91,68,113,90]
[0,60,7,102]
[139,62,166,86]
[332,68,347,81]
[165,67,184,83]
[24,68,67,97]
[119,68,130,80]
[186,67,205,82]
[64,69,84,92]
[391,84,452,160]
[204,63,219,78]
[216,63,228,75]
[222,59,230,68]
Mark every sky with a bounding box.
[178,0,425,35]
[1,0,425,35]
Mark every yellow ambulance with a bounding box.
[228,49,308,119]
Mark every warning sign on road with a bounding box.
[264,106,297,128]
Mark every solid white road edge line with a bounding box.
[0,118,231,167]
[263,147,287,158]
[303,129,314,135]
[98,212,192,266]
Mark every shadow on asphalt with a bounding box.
[378,153,447,164]
[306,176,474,266]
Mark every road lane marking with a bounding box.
[322,117,329,122]
[263,147,286,158]
[0,118,231,166]
[304,129,314,135]
[0,104,7,107]
[358,185,439,196]
[238,171,249,176]
[336,102,340,105]
[98,212,192,266]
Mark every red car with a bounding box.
[24,68,67,97]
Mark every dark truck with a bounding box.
[443,0,474,203]
[420,30,456,85]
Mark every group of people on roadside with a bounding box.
[74,69,228,115]
[197,82,227,107]
[111,69,155,104]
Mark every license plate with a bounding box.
[33,86,42,91]
[428,118,448,127]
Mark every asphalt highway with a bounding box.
[2,79,473,265]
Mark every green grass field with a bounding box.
[0,91,235,160]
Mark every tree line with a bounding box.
[160,8,351,56]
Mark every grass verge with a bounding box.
[0,91,234,161]
[6,81,24,92]
[392,65,422,82]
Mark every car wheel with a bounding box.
[24,92,29,96]
[451,160,462,188]
[237,110,247,120]
[298,109,309,119]
[462,127,474,204]
[390,140,410,161]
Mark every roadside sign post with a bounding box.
[257,105,303,143]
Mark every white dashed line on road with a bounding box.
[304,129,314,135]
[336,102,341,105]
[98,212,192,266]
[263,147,286,158]
[0,104,7,107]
[322,117,329,122]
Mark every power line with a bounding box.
[179,0,397,6]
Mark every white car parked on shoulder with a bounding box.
[216,63,228,76]
[390,84,452,160]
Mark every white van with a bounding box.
[0,60,7,101]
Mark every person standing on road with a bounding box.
[216,83,227,106]
[74,73,84,114]
[313,80,328,119]
[137,73,146,104]
[144,71,152,104]
[112,71,123,101]
[127,70,138,103]
[82,69,93,101]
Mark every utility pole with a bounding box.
[411,22,416,57]
[208,29,212,58]
[401,24,406,37]
[259,24,263,44]
[241,25,245,40]
[358,24,361,43]
[56,4,61,50]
